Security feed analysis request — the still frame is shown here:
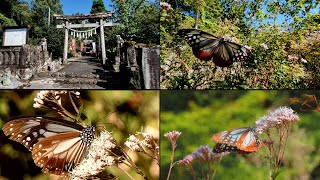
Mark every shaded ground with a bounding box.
[22,56,124,89]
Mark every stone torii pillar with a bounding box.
[63,21,69,63]
[100,18,106,65]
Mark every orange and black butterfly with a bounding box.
[2,116,95,177]
[212,126,261,154]
[178,29,253,67]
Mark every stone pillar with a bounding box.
[14,51,19,65]
[63,21,69,63]
[19,45,28,69]
[114,35,123,72]
[141,47,160,89]
[100,18,106,65]
[3,52,9,65]
[9,51,14,65]
[0,52,3,65]
[127,46,138,69]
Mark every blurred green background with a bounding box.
[160,90,320,180]
[0,90,159,180]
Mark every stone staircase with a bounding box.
[44,70,124,89]
[50,72,102,85]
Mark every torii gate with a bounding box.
[54,12,114,65]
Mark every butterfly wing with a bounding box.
[222,41,253,63]
[32,126,94,177]
[178,29,225,62]
[213,143,251,154]
[2,117,85,151]
[178,29,252,67]
[212,127,261,152]
[212,128,249,146]
[236,128,262,152]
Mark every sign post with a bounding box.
[2,27,28,47]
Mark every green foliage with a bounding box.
[0,0,19,19]
[0,13,16,26]
[0,0,31,26]
[109,0,159,45]
[45,26,64,58]
[160,0,320,89]
[160,91,320,180]
[90,0,107,13]
[30,0,63,27]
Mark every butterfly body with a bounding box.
[212,126,261,153]
[178,29,252,67]
[2,116,95,177]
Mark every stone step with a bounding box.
[54,78,102,85]
[50,72,100,79]
[49,72,107,85]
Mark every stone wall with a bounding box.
[0,39,62,87]
[0,47,21,67]
[117,42,160,89]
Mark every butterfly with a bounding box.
[213,143,251,154]
[212,126,261,153]
[178,29,253,67]
[2,116,95,177]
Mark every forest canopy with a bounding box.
[160,0,320,89]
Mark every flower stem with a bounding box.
[118,166,136,180]
[166,143,175,180]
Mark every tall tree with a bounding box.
[0,0,18,18]
[90,0,107,14]
[0,0,31,26]
[110,0,160,44]
[29,0,64,57]
[30,0,63,27]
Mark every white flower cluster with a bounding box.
[255,106,300,134]
[33,90,80,108]
[71,131,117,179]
[125,135,141,151]
[125,132,155,152]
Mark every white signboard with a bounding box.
[3,28,28,46]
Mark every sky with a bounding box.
[26,0,114,15]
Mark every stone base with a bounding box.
[0,68,12,86]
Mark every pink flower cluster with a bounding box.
[255,106,300,134]
[177,155,193,167]
[193,145,229,162]
[164,131,181,145]
[160,2,173,10]
[178,145,230,166]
